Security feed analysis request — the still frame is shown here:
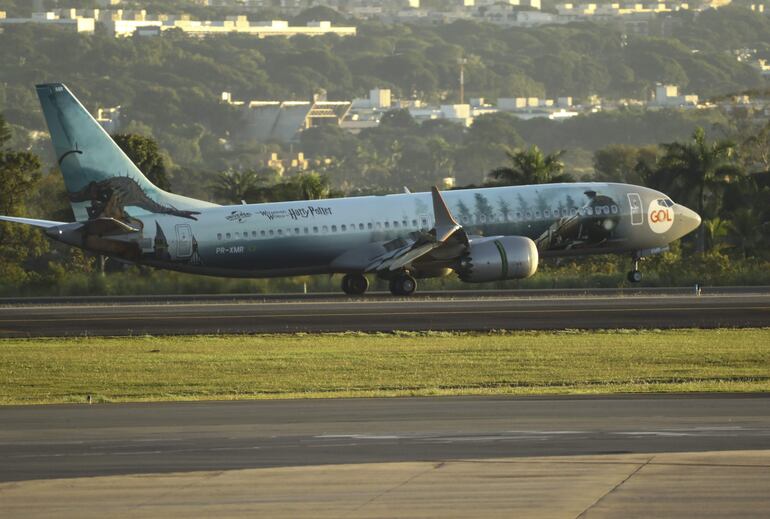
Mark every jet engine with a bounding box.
[458,236,538,283]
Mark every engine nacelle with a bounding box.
[458,236,539,283]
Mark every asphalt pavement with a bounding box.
[1,394,768,482]
[1,289,769,336]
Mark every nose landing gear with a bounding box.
[627,256,642,283]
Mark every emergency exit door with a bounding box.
[175,224,192,258]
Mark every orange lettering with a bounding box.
[650,209,672,223]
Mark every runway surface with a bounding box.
[1,288,769,336]
[1,394,769,482]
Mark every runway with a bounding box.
[1,394,769,482]
[1,288,769,337]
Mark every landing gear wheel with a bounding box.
[389,274,417,296]
[627,270,642,283]
[341,274,369,295]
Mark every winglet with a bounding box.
[431,186,462,242]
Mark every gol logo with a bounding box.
[648,200,674,233]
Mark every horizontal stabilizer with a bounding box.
[80,217,140,235]
[0,216,66,228]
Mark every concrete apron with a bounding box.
[1,450,769,518]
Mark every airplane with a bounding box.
[0,84,702,296]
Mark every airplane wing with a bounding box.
[332,187,470,275]
[0,216,67,228]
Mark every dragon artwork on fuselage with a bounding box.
[68,176,201,229]
[67,176,204,266]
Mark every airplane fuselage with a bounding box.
[114,182,696,279]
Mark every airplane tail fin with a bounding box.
[35,83,216,222]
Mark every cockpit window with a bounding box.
[657,198,675,208]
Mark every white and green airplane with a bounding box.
[0,84,701,295]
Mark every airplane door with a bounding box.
[627,193,643,226]
[175,224,193,258]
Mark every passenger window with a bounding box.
[295,228,300,234]
[544,209,550,218]
[515,211,522,220]
[269,230,274,236]
[412,219,418,227]
[384,222,390,229]
[534,210,541,219]
[525,211,532,220]
[341,224,347,231]
[304,227,309,234]
[217,233,222,240]
[358,223,364,230]
[611,205,618,214]
[421,218,428,228]
[393,221,399,228]
[277,229,283,236]
[225,233,231,239]
[586,207,593,216]
[376,222,381,229]
[367,223,373,230]
[402,220,408,227]
[570,208,578,216]
[322,225,328,233]
[331,225,337,232]
[260,230,266,237]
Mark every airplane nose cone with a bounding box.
[675,204,701,236]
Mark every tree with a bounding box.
[294,172,331,200]
[379,109,418,130]
[0,115,46,283]
[210,169,262,204]
[488,145,572,186]
[113,133,171,191]
[593,144,657,184]
[654,127,741,253]
[726,208,764,259]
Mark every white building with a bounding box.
[0,11,96,33]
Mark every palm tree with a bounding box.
[702,217,729,253]
[295,172,331,200]
[209,169,262,204]
[488,145,572,186]
[656,127,741,253]
[726,208,763,259]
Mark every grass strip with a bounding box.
[0,329,768,405]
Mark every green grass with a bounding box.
[1,329,768,405]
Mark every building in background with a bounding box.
[652,83,699,108]
[222,92,352,144]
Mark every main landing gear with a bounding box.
[341,273,369,295]
[389,273,417,296]
[627,256,642,283]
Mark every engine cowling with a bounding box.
[458,236,539,283]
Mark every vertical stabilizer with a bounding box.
[35,83,215,222]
